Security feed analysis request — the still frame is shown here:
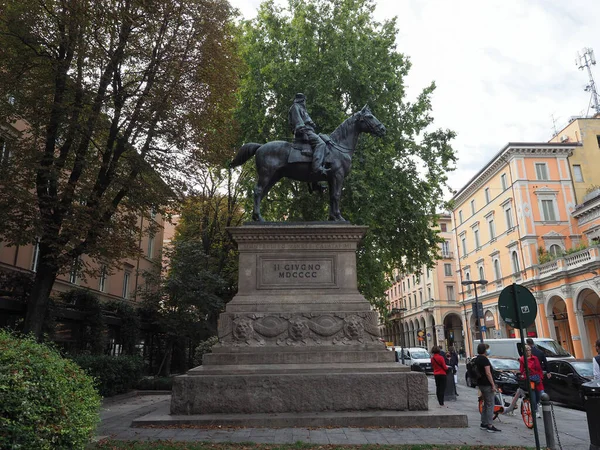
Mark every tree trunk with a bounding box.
[157,339,173,377]
[22,250,59,339]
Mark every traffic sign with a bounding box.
[471,302,484,318]
[481,325,487,332]
[498,284,538,328]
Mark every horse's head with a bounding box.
[357,105,386,137]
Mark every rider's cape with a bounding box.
[288,133,332,164]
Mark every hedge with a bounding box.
[72,354,144,397]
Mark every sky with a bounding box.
[228,0,600,193]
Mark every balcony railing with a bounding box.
[534,245,600,280]
[441,252,454,259]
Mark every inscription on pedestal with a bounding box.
[258,256,336,289]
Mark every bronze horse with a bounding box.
[231,105,386,222]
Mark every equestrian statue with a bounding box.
[231,94,386,222]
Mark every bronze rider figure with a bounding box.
[288,93,328,175]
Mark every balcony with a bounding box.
[441,252,454,259]
[534,245,600,281]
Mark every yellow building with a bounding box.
[382,214,463,352]
[452,141,600,358]
[548,115,600,203]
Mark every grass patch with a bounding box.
[94,441,532,450]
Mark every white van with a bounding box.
[473,338,573,360]
[395,347,433,373]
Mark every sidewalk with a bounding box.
[97,375,591,448]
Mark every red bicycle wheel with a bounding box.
[478,397,483,414]
[520,398,533,429]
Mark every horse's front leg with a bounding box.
[328,172,346,222]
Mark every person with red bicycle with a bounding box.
[519,345,544,418]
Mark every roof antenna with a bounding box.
[576,48,600,117]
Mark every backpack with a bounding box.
[468,357,483,381]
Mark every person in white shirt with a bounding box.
[594,339,600,381]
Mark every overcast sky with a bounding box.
[228,0,600,193]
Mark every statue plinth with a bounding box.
[170,224,427,416]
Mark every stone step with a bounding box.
[188,362,411,375]
[202,350,396,365]
[132,404,468,428]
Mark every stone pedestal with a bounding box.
[170,224,428,416]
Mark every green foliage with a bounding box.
[72,354,144,397]
[0,269,33,301]
[565,241,589,255]
[104,300,141,355]
[0,329,100,449]
[234,0,456,309]
[0,0,242,338]
[135,376,173,391]
[537,247,552,264]
[60,289,106,354]
[193,335,219,366]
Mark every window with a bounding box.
[535,163,549,180]
[465,271,471,294]
[150,207,157,219]
[446,285,455,301]
[459,210,463,224]
[441,223,447,232]
[69,258,79,284]
[485,188,490,204]
[512,251,520,274]
[99,266,107,292]
[474,228,480,249]
[470,199,476,215]
[461,235,467,256]
[0,137,10,168]
[444,263,452,276]
[122,272,131,299]
[494,259,501,280]
[427,287,431,300]
[505,205,513,229]
[488,218,496,240]
[573,165,584,182]
[541,199,557,221]
[549,244,562,257]
[597,135,600,148]
[31,239,40,272]
[419,291,423,305]
[413,293,417,308]
[403,281,405,291]
[501,173,507,190]
[407,279,410,289]
[479,266,485,281]
[147,234,154,258]
[442,240,450,256]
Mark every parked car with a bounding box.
[473,338,573,361]
[465,356,520,395]
[545,359,593,408]
[396,347,433,373]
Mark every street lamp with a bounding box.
[391,307,408,364]
[461,279,488,344]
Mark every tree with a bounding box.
[234,0,457,313]
[141,170,244,375]
[0,0,242,338]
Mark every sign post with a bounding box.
[499,283,540,450]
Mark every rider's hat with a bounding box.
[294,93,305,101]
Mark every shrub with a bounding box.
[193,335,219,366]
[72,354,144,397]
[136,376,173,391]
[0,330,101,450]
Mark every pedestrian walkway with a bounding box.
[97,376,591,449]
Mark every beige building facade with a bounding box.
[382,214,463,352]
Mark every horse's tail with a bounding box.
[230,143,261,167]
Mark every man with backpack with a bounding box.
[594,339,600,381]
[473,343,501,433]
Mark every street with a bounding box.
[97,365,592,448]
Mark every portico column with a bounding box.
[546,314,557,341]
[563,288,584,358]
[575,310,591,359]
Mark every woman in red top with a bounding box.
[519,345,544,416]
[431,345,449,407]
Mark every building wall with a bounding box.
[0,213,164,304]
[549,117,600,204]
[452,141,599,358]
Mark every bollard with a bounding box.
[541,393,555,450]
